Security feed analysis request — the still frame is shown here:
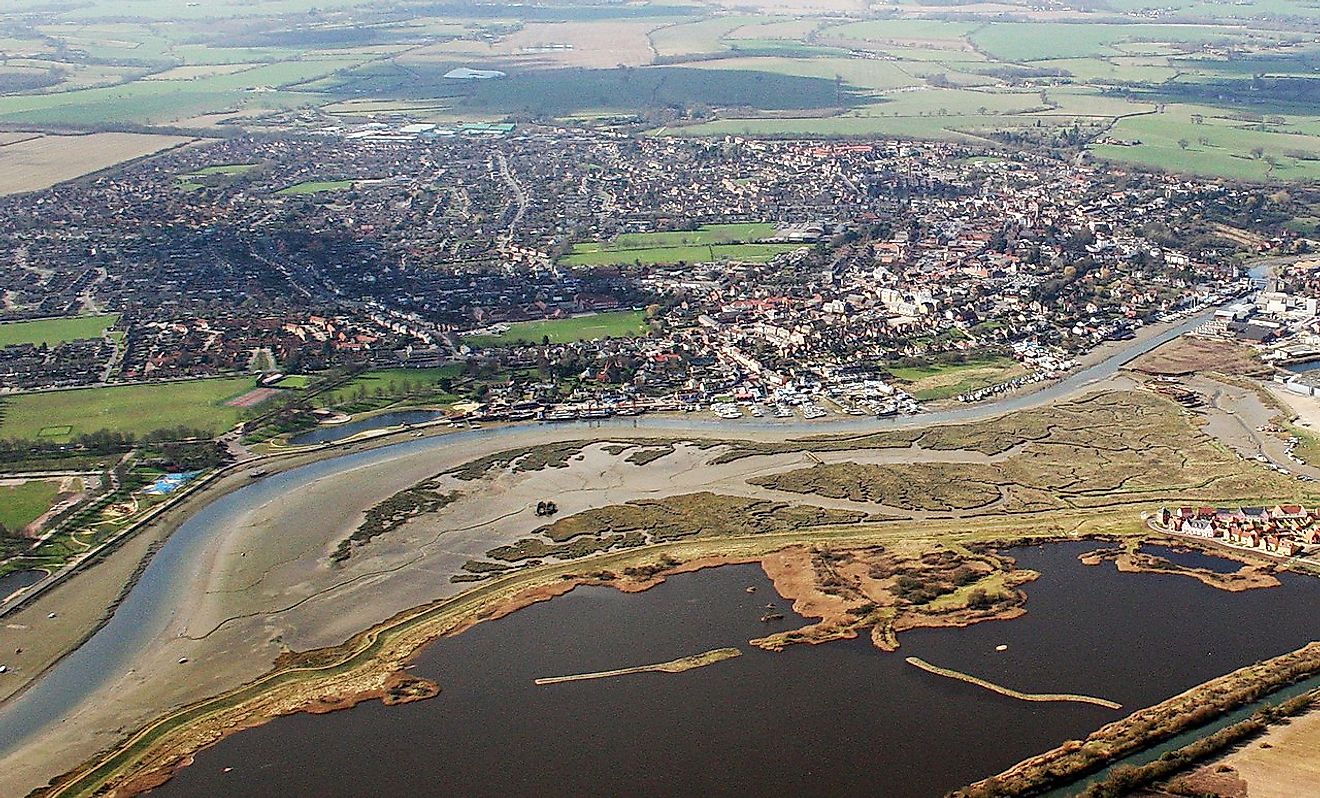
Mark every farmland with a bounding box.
[462,311,649,347]
[0,133,193,195]
[0,315,119,347]
[2,0,1319,179]
[0,377,254,441]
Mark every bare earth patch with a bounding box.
[0,132,194,195]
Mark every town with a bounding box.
[0,127,1310,428]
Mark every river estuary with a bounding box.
[155,542,1320,798]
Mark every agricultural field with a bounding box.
[462,310,649,347]
[2,0,1320,180]
[0,315,118,347]
[0,377,254,441]
[0,133,193,195]
[0,480,61,534]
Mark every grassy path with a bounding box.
[534,647,741,685]
[906,656,1122,709]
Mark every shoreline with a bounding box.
[26,529,1096,798]
[953,642,1320,798]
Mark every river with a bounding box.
[0,303,1227,760]
[154,543,1320,798]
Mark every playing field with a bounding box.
[0,480,61,533]
[462,310,648,347]
[277,179,354,195]
[0,377,254,440]
[563,224,797,266]
[0,314,118,347]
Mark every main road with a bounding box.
[0,303,1222,770]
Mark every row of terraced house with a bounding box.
[1157,506,1318,556]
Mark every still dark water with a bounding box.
[290,410,444,445]
[156,543,1320,798]
[1138,543,1243,574]
[0,569,45,600]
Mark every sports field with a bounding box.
[0,315,118,347]
[0,377,254,440]
[0,480,61,533]
[462,311,648,347]
[564,224,796,266]
[277,179,354,195]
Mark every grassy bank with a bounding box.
[953,642,1320,798]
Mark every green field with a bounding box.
[0,59,361,126]
[563,224,799,266]
[0,377,253,440]
[887,356,1026,402]
[277,179,354,195]
[272,374,313,389]
[563,243,799,267]
[316,367,460,408]
[462,311,648,347]
[0,315,118,347]
[592,223,777,249]
[190,163,258,176]
[0,480,61,533]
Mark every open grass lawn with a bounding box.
[563,242,799,266]
[189,163,258,176]
[272,374,313,389]
[0,480,61,533]
[277,179,354,195]
[0,314,118,347]
[462,310,648,347]
[316,367,461,408]
[888,356,1027,401]
[590,223,777,249]
[0,377,254,441]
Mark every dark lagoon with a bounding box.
[1138,542,1243,574]
[289,410,444,445]
[0,569,45,601]
[156,542,1320,798]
